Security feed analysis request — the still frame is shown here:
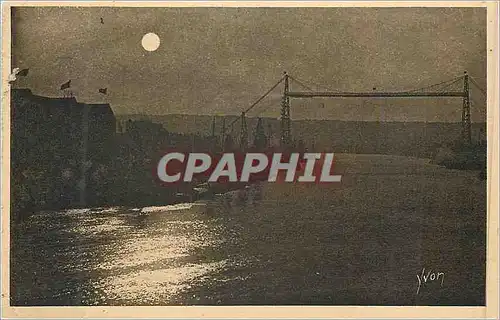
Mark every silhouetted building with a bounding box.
[10,89,116,212]
[127,120,168,149]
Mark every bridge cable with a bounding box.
[289,75,344,93]
[288,76,315,92]
[404,75,464,93]
[291,74,464,95]
[469,76,487,97]
[242,76,285,116]
[437,78,464,93]
[224,75,286,134]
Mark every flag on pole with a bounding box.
[60,80,71,90]
[98,88,107,95]
[18,68,29,76]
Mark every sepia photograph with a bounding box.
[1,1,499,318]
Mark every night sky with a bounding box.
[11,6,487,122]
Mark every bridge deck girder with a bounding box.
[286,91,466,98]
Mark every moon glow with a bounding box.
[141,33,160,52]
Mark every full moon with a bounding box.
[141,33,160,52]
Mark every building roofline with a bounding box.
[11,88,114,114]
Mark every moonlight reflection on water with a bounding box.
[10,154,486,306]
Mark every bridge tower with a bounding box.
[268,123,273,147]
[240,111,248,150]
[254,117,267,150]
[211,116,216,137]
[462,71,471,144]
[280,72,291,147]
[221,117,226,148]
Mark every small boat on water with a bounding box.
[193,180,249,197]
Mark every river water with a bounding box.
[10,154,486,306]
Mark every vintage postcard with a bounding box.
[1,1,499,319]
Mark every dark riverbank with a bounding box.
[433,142,486,179]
